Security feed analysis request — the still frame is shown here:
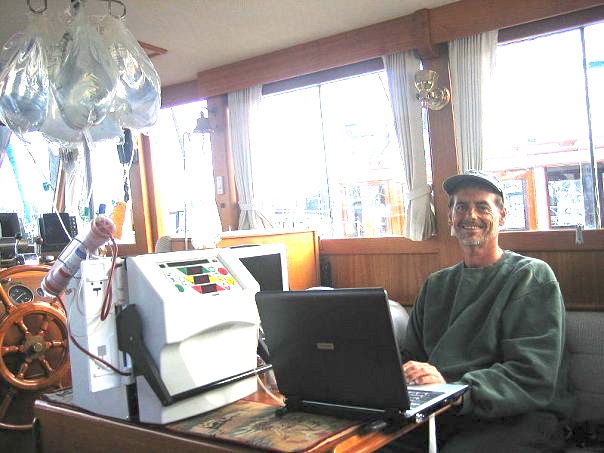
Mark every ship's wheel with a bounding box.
[0,265,70,430]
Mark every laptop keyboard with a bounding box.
[408,389,444,408]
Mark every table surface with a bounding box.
[33,387,447,453]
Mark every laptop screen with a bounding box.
[255,288,410,413]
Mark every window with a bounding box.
[0,133,57,241]
[255,71,406,238]
[485,22,604,230]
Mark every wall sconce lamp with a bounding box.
[414,69,451,111]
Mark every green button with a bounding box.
[175,284,185,292]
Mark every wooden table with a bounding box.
[33,389,448,453]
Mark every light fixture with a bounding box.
[414,69,451,111]
[192,110,214,134]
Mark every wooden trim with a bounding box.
[139,134,161,245]
[161,80,201,108]
[498,5,604,42]
[413,9,439,60]
[500,229,604,252]
[320,237,439,255]
[197,14,417,98]
[208,95,239,231]
[321,228,604,256]
[138,41,167,59]
[262,58,384,95]
[429,0,604,44]
[195,0,604,98]
[118,137,154,256]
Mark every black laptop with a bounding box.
[255,288,467,424]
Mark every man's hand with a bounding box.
[403,360,446,385]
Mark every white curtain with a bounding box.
[0,125,11,168]
[383,51,435,241]
[60,147,88,217]
[448,30,498,171]
[228,85,273,230]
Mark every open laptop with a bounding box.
[255,288,467,424]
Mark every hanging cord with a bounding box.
[58,237,131,377]
[255,366,284,405]
[99,236,118,320]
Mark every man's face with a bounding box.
[448,187,506,248]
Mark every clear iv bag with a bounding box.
[0,14,50,137]
[51,7,118,131]
[101,15,161,130]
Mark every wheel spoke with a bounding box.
[15,319,31,336]
[36,315,51,336]
[39,357,54,374]
[1,345,21,355]
[16,360,31,379]
[46,340,66,349]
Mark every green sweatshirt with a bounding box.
[401,251,575,419]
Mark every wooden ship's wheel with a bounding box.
[0,265,70,430]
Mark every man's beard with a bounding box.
[454,221,496,247]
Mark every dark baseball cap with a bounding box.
[443,170,504,199]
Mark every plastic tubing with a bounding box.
[42,216,116,296]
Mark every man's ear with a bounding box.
[499,207,507,226]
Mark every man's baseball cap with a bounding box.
[443,169,504,199]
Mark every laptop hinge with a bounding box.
[278,397,406,424]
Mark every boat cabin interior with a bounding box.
[1,0,604,451]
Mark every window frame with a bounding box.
[257,60,408,240]
[324,7,604,255]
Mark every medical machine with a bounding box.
[65,248,262,424]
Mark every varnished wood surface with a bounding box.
[217,229,321,291]
[193,0,604,98]
[327,253,440,306]
[429,0,604,44]
[208,94,240,232]
[33,387,446,453]
[152,1,604,311]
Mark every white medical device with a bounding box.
[66,248,262,424]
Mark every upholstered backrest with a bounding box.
[565,311,604,423]
[388,300,409,351]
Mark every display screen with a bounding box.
[0,212,21,238]
[239,254,284,291]
[39,213,77,253]
[159,257,240,294]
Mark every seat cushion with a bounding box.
[565,311,604,423]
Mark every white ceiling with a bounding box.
[0,0,457,88]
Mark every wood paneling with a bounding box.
[524,250,604,310]
[321,237,439,255]
[325,246,604,310]
[217,230,320,291]
[326,253,440,306]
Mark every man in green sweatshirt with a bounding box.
[395,170,574,452]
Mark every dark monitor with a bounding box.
[227,243,289,291]
[0,212,21,238]
[39,213,78,255]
